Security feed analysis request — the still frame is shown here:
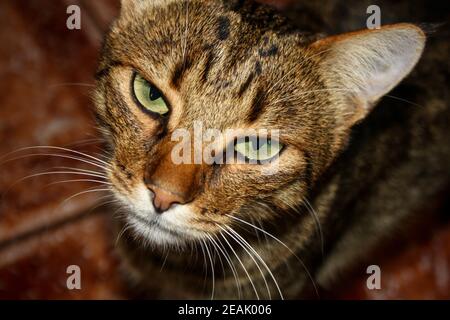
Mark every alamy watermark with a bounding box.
[366,265,382,290]
[366,5,381,30]
[66,265,81,290]
[170,121,281,174]
[66,5,81,30]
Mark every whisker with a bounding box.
[199,240,208,294]
[272,87,423,109]
[64,138,104,148]
[271,88,354,106]
[219,225,273,300]
[226,225,285,300]
[385,94,422,107]
[1,153,111,173]
[276,196,324,259]
[1,145,111,168]
[207,234,242,299]
[302,197,324,258]
[93,152,112,162]
[249,216,263,245]
[256,218,270,247]
[46,179,112,187]
[3,171,109,197]
[85,197,119,216]
[49,82,95,88]
[116,223,133,247]
[59,187,110,207]
[204,234,225,281]
[219,231,260,300]
[53,167,107,178]
[226,214,319,298]
[159,251,170,273]
[14,170,107,184]
[202,238,215,300]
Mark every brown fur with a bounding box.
[93,0,450,299]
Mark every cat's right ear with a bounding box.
[310,24,425,127]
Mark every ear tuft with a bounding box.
[313,24,425,124]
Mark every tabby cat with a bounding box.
[93,0,450,299]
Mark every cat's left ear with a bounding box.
[120,0,175,15]
[311,23,425,126]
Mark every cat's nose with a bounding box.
[147,184,184,214]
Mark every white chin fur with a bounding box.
[114,183,204,247]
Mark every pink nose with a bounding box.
[147,184,183,213]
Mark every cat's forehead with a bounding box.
[102,0,322,129]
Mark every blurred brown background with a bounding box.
[0,0,448,299]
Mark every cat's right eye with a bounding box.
[132,72,169,116]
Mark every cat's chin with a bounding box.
[124,210,204,248]
[113,184,208,247]
[126,213,183,247]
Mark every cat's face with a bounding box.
[94,0,424,247]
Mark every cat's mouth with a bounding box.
[124,203,207,247]
[111,180,212,246]
[127,212,186,245]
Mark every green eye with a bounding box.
[234,138,283,163]
[132,73,169,115]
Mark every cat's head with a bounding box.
[94,0,425,247]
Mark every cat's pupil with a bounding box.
[149,86,161,101]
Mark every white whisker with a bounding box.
[49,82,95,88]
[199,240,208,294]
[226,214,319,298]
[4,171,110,196]
[207,234,242,299]
[205,234,225,281]
[53,167,107,178]
[1,153,111,173]
[226,225,284,299]
[47,179,112,186]
[219,231,260,300]
[220,225,274,299]
[60,188,110,207]
[1,145,110,167]
[159,251,170,273]
[202,238,215,300]
[116,224,133,247]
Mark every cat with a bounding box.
[93,0,450,299]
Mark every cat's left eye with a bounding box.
[235,138,283,163]
[132,72,169,116]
